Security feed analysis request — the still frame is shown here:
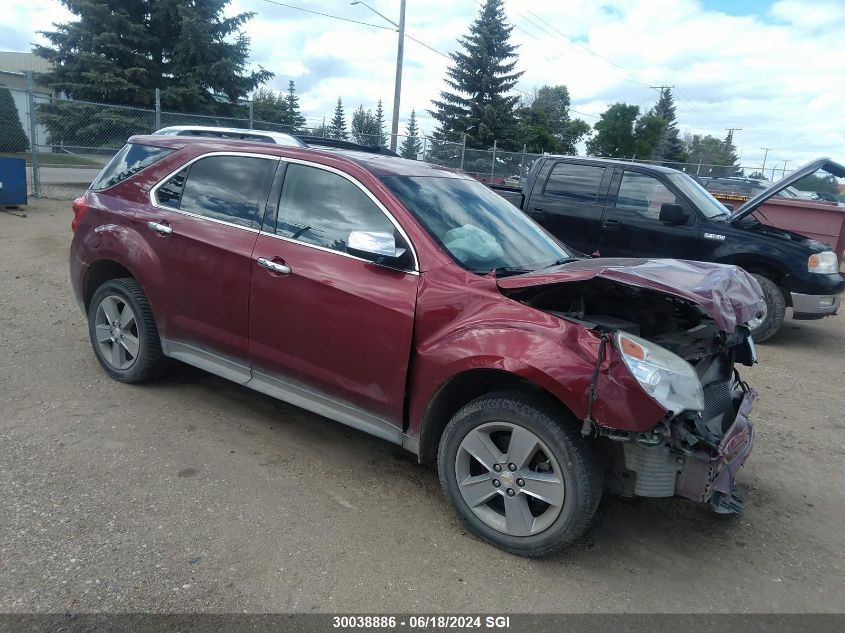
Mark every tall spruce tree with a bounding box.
[720,129,741,177]
[283,80,306,132]
[0,86,30,152]
[428,0,522,150]
[651,87,687,164]
[374,99,387,147]
[34,0,271,113]
[399,109,422,159]
[328,98,347,140]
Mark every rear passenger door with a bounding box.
[525,160,611,254]
[134,153,278,379]
[598,169,703,260]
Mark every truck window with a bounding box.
[543,163,606,203]
[615,172,679,219]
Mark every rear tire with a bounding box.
[437,391,603,557]
[87,278,167,383]
[749,274,786,342]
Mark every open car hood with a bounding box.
[497,258,766,333]
[729,157,845,223]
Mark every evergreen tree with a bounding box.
[720,129,741,177]
[428,0,523,150]
[650,87,687,164]
[328,98,347,140]
[399,109,423,159]
[374,99,387,147]
[252,86,288,124]
[283,80,306,132]
[586,103,640,158]
[351,105,375,145]
[0,86,30,152]
[682,133,735,176]
[33,0,271,114]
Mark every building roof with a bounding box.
[0,51,52,74]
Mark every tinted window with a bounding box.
[544,163,606,202]
[382,175,570,275]
[276,164,396,254]
[616,171,680,219]
[90,143,173,190]
[177,155,275,229]
[156,168,187,208]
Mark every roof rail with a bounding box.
[297,136,400,157]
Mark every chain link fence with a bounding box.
[0,84,794,199]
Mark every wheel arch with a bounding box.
[717,255,791,305]
[416,368,576,465]
[83,259,136,311]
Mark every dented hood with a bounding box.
[497,258,766,333]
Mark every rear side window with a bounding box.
[543,163,606,202]
[90,143,174,190]
[160,155,276,229]
[275,163,395,254]
[616,171,679,219]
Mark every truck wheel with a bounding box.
[749,274,786,342]
[87,278,167,383]
[437,391,603,557]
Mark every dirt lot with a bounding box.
[1,198,844,613]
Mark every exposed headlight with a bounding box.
[615,332,704,414]
[808,251,838,274]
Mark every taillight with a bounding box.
[71,196,89,232]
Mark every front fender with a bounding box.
[407,323,665,439]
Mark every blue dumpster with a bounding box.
[0,157,27,206]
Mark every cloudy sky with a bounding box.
[3,0,843,171]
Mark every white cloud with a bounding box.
[4,0,844,168]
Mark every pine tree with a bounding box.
[0,86,30,152]
[351,105,375,145]
[399,109,423,159]
[374,100,387,147]
[33,0,271,114]
[719,129,741,177]
[650,88,687,165]
[283,80,306,132]
[428,0,523,150]
[328,98,347,140]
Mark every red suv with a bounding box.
[70,136,765,556]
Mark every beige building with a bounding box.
[0,51,54,149]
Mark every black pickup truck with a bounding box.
[492,156,845,341]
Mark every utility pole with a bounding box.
[760,147,773,174]
[352,0,406,152]
[782,160,789,179]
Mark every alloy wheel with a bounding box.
[94,295,140,370]
[455,422,565,537]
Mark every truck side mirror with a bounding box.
[659,203,689,225]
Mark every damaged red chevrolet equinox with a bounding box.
[70,136,766,556]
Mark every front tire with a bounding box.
[749,274,786,342]
[87,278,167,383]
[437,391,603,557]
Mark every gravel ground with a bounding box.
[1,199,844,613]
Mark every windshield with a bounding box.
[381,175,571,275]
[668,173,731,219]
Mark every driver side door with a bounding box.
[248,161,419,436]
[598,169,704,260]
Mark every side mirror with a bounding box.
[659,203,689,225]
[347,231,405,261]
[722,202,735,212]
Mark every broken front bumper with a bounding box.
[675,387,757,510]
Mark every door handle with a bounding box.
[147,221,172,235]
[602,218,621,231]
[257,257,292,275]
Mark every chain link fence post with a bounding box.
[519,144,526,186]
[490,139,497,180]
[26,71,41,198]
[248,100,254,129]
[459,134,466,171]
[154,89,161,132]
